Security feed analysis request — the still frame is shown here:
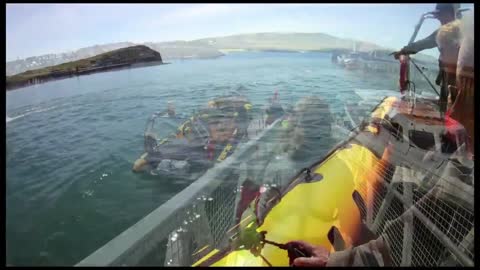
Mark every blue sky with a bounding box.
[6,3,474,61]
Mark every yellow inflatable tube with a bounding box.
[194,143,386,266]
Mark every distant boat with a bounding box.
[344,52,362,70]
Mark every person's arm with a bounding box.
[393,30,438,59]
[326,236,393,266]
[401,30,438,54]
[289,235,393,267]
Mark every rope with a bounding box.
[259,253,273,267]
[410,58,440,97]
[407,80,417,112]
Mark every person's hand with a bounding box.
[286,241,330,267]
[391,48,416,60]
[391,50,404,60]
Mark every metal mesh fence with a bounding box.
[343,128,474,267]
[413,188,474,260]
[375,195,405,243]
[160,163,245,265]
[411,216,452,266]
[204,176,238,247]
[383,217,404,266]
[363,150,474,266]
[159,118,288,266]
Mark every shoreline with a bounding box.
[6,60,169,92]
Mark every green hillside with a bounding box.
[6,45,163,90]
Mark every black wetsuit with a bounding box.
[266,103,285,125]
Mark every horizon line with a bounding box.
[7,31,395,62]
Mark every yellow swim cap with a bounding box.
[244,103,253,110]
[281,120,290,128]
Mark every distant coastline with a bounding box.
[7,61,168,92]
[6,32,440,91]
[7,33,439,77]
[6,46,165,91]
